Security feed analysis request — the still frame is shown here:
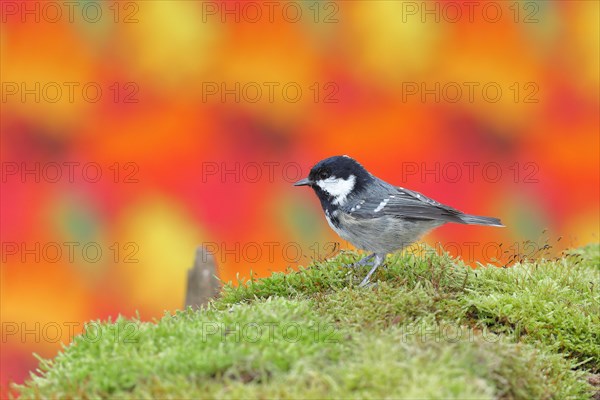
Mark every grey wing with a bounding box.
[343,183,465,223]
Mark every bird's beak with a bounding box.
[294,177,312,187]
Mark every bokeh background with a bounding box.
[1,0,598,394]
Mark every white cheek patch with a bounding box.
[316,175,356,206]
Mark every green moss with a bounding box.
[17,244,599,399]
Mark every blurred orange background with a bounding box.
[1,0,598,394]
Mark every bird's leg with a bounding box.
[359,254,385,287]
[344,253,375,268]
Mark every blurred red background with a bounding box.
[1,0,598,395]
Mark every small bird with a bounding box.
[294,155,504,286]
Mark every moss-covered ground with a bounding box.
[17,244,599,399]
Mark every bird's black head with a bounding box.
[294,155,373,210]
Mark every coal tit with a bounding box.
[294,155,504,286]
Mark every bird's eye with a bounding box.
[319,171,330,180]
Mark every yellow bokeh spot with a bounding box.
[120,2,220,91]
[116,195,205,313]
[349,1,442,81]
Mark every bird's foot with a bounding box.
[343,253,375,269]
[357,254,385,287]
[358,279,378,288]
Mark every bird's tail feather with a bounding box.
[459,214,504,227]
